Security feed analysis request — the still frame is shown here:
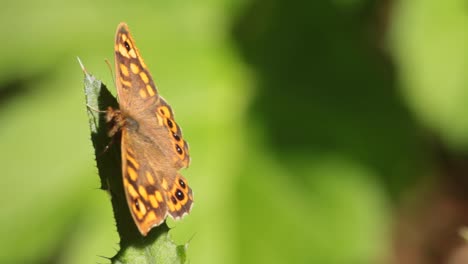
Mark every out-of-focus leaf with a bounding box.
[390,0,468,148]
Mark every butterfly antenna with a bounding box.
[105,58,116,88]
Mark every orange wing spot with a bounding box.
[121,34,128,42]
[167,199,175,212]
[127,183,139,199]
[177,138,185,148]
[139,201,147,215]
[127,166,138,181]
[155,112,164,126]
[130,63,140,74]
[161,178,168,190]
[145,211,157,222]
[138,57,147,69]
[129,49,137,58]
[155,191,163,202]
[120,64,129,77]
[140,72,149,84]
[127,155,140,169]
[174,202,182,211]
[120,78,131,87]
[139,88,148,99]
[118,44,130,58]
[148,195,159,208]
[138,186,148,200]
[146,84,155,96]
[133,205,144,220]
[145,171,155,184]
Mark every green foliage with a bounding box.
[390,0,468,148]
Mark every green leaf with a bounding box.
[79,58,188,264]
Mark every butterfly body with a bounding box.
[108,22,193,236]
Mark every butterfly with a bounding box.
[106,22,193,236]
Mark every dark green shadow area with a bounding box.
[232,0,428,197]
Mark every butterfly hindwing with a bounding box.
[165,172,193,219]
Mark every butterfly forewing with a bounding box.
[114,23,159,112]
[112,22,193,236]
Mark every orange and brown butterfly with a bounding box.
[106,22,193,236]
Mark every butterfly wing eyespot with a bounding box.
[166,173,193,219]
[123,41,131,52]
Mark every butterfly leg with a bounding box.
[97,135,117,157]
[86,104,107,113]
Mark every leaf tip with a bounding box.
[77,56,87,73]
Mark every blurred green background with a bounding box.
[2,0,468,263]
